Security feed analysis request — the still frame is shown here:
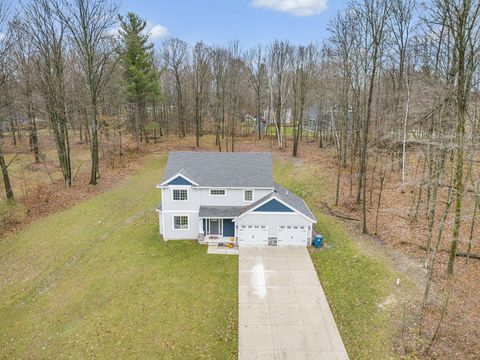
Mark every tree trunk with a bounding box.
[9,118,17,147]
[0,141,14,202]
[89,94,100,185]
[27,94,40,163]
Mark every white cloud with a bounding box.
[145,22,168,39]
[109,21,168,40]
[251,0,328,16]
[109,25,121,37]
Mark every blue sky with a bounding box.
[122,0,348,47]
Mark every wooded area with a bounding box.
[1,0,480,358]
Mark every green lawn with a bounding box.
[0,155,238,359]
[1,151,400,359]
[274,159,399,359]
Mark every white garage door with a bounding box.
[237,225,268,245]
[278,225,308,246]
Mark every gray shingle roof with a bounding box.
[162,152,274,188]
[199,206,244,218]
[272,182,316,222]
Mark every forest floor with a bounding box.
[1,130,478,359]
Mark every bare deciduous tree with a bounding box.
[267,40,292,149]
[163,38,189,138]
[53,0,120,185]
[21,0,73,186]
[245,45,266,140]
[192,41,210,147]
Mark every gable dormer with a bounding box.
[159,172,199,187]
[167,175,195,186]
[253,198,294,212]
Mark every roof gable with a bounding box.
[235,183,316,223]
[253,199,294,212]
[168,175,194,185]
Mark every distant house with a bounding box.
[156,152,316,246]
[262,108,293,125]
[304,106,353,133]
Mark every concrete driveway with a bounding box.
[238,246,349,360]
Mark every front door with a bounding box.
[209,219,222,236]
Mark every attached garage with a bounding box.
[233,183,316,247]
[237,225,268,245]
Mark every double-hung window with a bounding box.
[172,189,188,201]
[244,189,253,202]
[173,215,189,230]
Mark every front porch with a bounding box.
[198,217,236,245]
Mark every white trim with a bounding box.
[172,214,190,230]
[249,211,299,215]
[209,189,227,196]
[243,189,254,202]
[200,186,274,190]
[300,198,317,222]
[163,210,198,213]
[234,195,316,223]
[171,188,189,202]
[159,173,199,187]
[161,188,166,239]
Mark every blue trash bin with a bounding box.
[314,235,323,248]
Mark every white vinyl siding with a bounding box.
[199,188,271,206]
[210,189,226,196]
[244,189,253,202]
[173,215,189,230]
[172,189,188,201]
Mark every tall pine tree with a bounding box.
[118,13,160,149]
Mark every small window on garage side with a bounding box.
[173,215,188,230]
[244,190,253,202]
[210,189,226,196]
[172,189,188,201]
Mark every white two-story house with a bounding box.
[156,152,316,246]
